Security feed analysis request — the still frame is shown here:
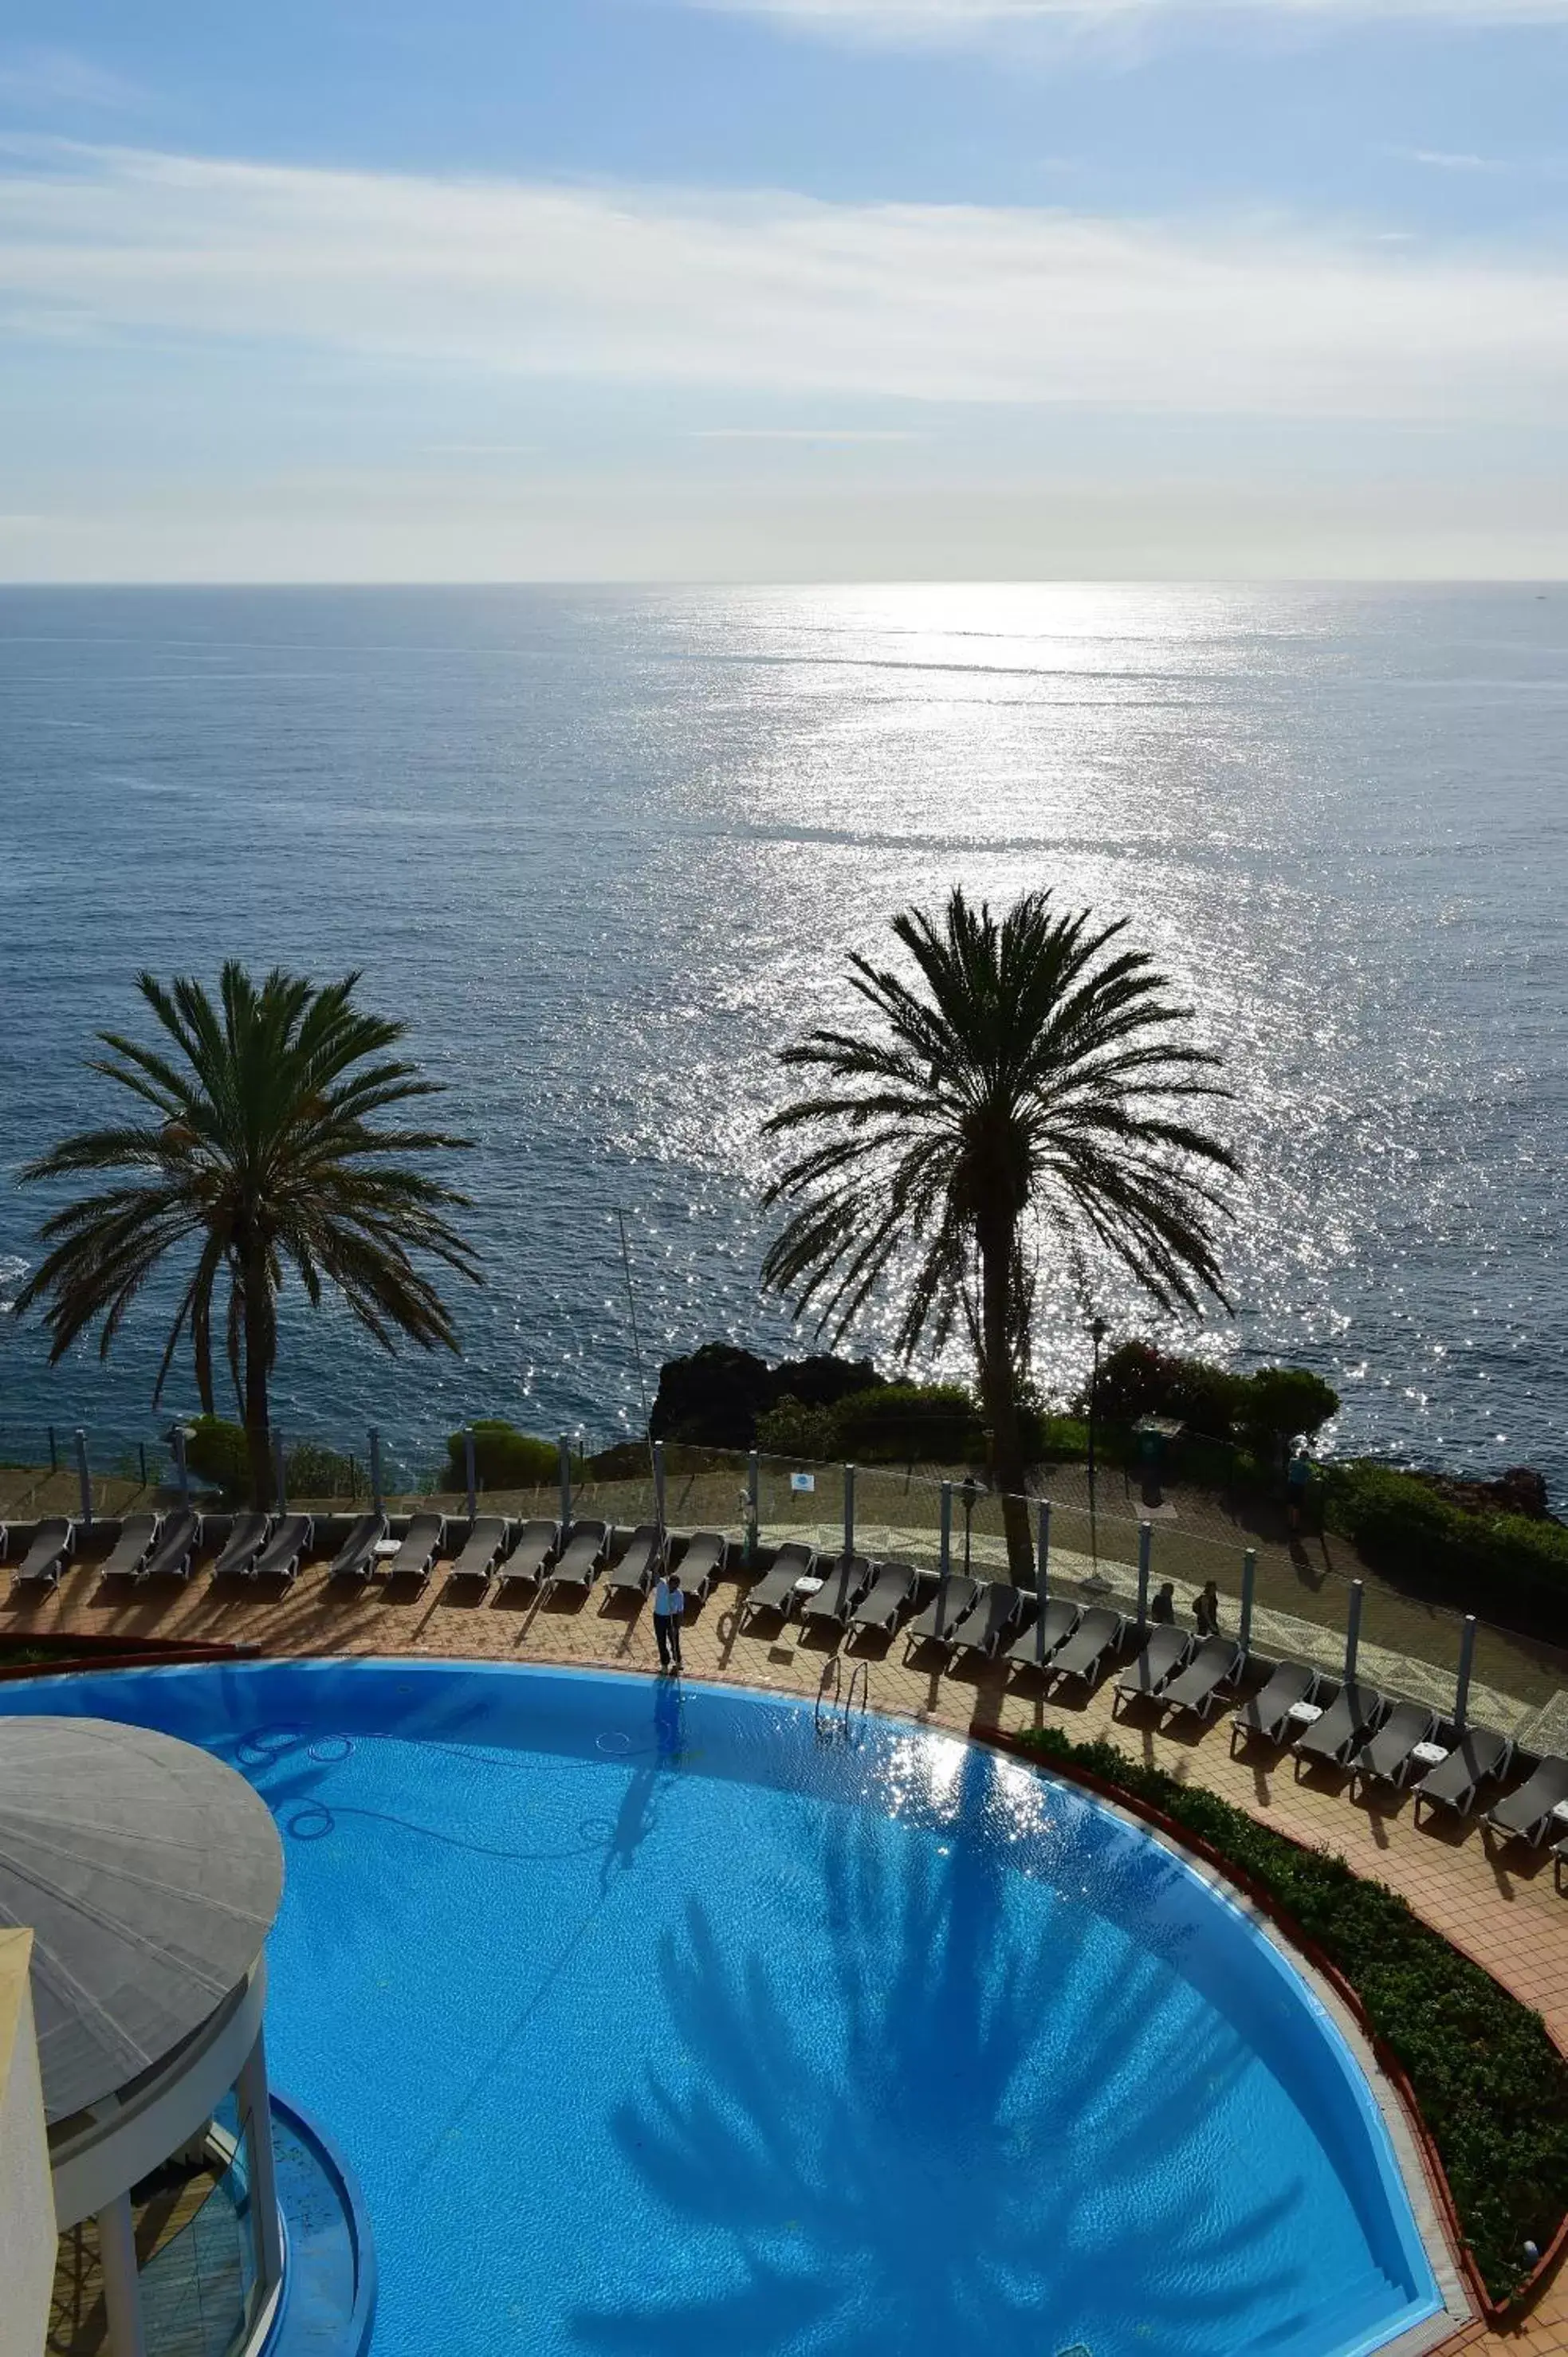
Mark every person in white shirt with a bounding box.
[651,1569,684,1672]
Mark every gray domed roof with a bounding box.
[0,1715,282,2122]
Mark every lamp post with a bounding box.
[960,1473,979,1587]
[1087,1314,1106,1572]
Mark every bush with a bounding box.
[283,1442,356,1500]
[650,1343,882,1448]
[446,1420,558,1491]
[833,1383,981,1463]
[1323,1458,1568,1623]
[1237,1365,1340,1455]
[1092,1342,1248,1440]
[182,1416,250,1499]
[1017,1723,1568,2304]
[755,1396,842,1459]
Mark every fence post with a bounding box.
[172,1424,190,1509]
[1453,1613,1477,1732]
[1136,1520,1152,1631]
[747,1449,760,1566]
[368,1427,383,1517]
[936,1479,953,1637]
[138,1442,147,1490]
[1239,1546,1257,1656]
[1343,1578,1363,1683]
[557,1433,572,1533]
[73,1428,92,1526]
[273,1428,287,1515]
[455,1426,471,1520]
[48,1424,58,1475]
[1035,1500,1051,1663]
[653,1440,666,1537]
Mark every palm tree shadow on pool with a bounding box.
[572,1746,1318,2357]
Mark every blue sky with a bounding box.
[2,0,1566,577]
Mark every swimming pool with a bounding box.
[6,1660,1446,2357]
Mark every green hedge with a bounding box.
[446,1420,557,1491]
[183,1416,251,1498]
[1323,1458,1568,1623]
[1017,1724,1568,2304]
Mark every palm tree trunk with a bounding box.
[240,1255,275,1512]
[976,1212,1035,1585]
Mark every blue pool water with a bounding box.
[3,1662,1442,2357]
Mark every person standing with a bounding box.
[1151,1581,1177,1625]
[1194,1580,1221,1638]
[652,1569,684,1672]
[1286,1444,1312,1534]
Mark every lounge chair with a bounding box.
[800,1555,872,1631]
[847,1559,918,1636]
[1292,1682,1387,1774]
[1353,1699,1439,1792]
[1229,1660,1318,1754]
[495,1517,558,1594]
[1412,1727,1513,1825]
[902,1574,982,1656]
[385,1511,446,1585]
[1112,1624,1194,1715]
[740,1542,818,1628]
[446,1515,513,1591]
[1006,1597,1080,1674]
[1555,1838,1568,1896]
[250,1513,314,1584]
[329,1510,389,1582]
[213,1511,273,1580]
[949,1581,1028,1660]
[673,1530,727,1604]
[11,1518,74,1590]
[1044,1606,1127,1692]
[99,1513,163,1582]
[1158,1637,1245,1724]
[542,1519,609,1597]
[1485,1754,1568,1849]
[138,1510,202,1582]
[603,1524,666,1597]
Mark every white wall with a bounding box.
[0,1929,54,2357]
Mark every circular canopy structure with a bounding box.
[0,1715,282,2123]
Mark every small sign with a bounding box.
[789,1471,815,1494]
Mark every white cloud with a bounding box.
[0,48,141,110]
[2,143,1567,428]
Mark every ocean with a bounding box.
[1,583,1563,1492]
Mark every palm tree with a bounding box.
[761,889,1236,1581]
[17,962,479,1508]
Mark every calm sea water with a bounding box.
[0,584,1563,1490]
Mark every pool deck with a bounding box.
[6,1552,1566,2356]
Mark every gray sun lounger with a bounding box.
[673,1530,727,1603]
[1159,1637,1245,1724]
[1229,1660,1319,1753]
[543,1519,609,1596]
[100,1512,163,1581]
[1006,1596,1080,1673]
[1412,1727,1513,1825]
[1292,1682,1386,1774]
[138,1510,202,1582]
[496,1517,559,1593]
[1112,1624,1194,1714]
[386,1512,447,1585]
[12,1518,74,1589]
[251,1513,314,1584]
[1485,1754,1568,1848]
[949,1581,1029,1660]
[604,1524,666,1597]
[329,1510,390,1581]
[741,1542,818,1628]
[1353,1699,1439,1791]
[1045,1606,1127,1691]
[213,1511,273,1580]
[800,1555,872,1629]
[902,1573,982,1656]
[847,1559,918,1635]
[447,1515,513,1590]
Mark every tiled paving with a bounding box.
[6,1547,1566,2355]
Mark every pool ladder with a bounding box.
[815,1653,869,1744]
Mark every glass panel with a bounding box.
[133,2104,261,2357]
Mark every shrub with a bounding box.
[283,1442,356,1500]
[1092,1342,1248,1440]
[833,1383,980,1463]
[650,1343,883,1448]
[756,1396,842,1459]
[1323,1457,1568,1622]
[1238,1365,1339,1455]
[182,1416,250,1499]
[446,1420,558,1491]
[1016,1723,1568,2304]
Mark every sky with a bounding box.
[1,0,1566,579]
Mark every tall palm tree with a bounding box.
[17,962,479,1508]
[761,889,1236,1581]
